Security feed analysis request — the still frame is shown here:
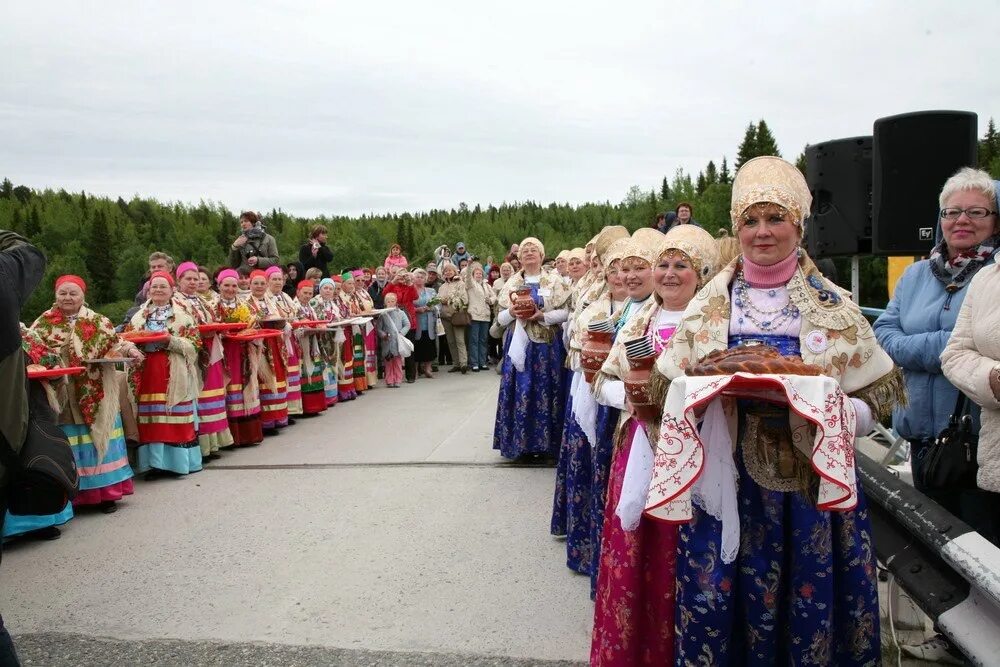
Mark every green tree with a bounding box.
[795,147,808,180]
[86,210,116,303]
[735,123,758,170]
[755,120,781,157]
[660,176,670,201]
[0,178,12,200]
[696,171,708,195]
[980,118,999,171]
[705,160,718,186]
[719,157,731,184]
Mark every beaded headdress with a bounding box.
[594,225,630,260]
[660,224,721,289]
[621,227,665,266]
[730,156,811,232]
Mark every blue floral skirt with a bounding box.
[675,434,881,665]
[493,331,566,459]
[550,374,592,574]
[589,403,620,598]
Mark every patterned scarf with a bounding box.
[30,305,120,424]
[928,233,1000,293]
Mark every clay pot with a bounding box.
[580,330,614,383]
[624,352,659,422]
[512,287,537,319]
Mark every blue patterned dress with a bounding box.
[550,369,592,573]
[493,281,567,459]
[674,334,881,665]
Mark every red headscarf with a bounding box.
[249,270,268,282]
[297,280,315,291]
[149,270,175,287]
[55,274,87,292]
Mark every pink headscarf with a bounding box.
[265,266,283,278]
[175,261,199,279]
[217,269,239,284]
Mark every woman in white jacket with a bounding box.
[941,179,1000,546]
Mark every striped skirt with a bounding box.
[260,336,289,429]
[352,326,368,392]
[286,336,303,416]
[222,338,263,446]
[136,350,202,475]
[196,359,233,455]
[63,415,135,506]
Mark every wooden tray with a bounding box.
[28,366,86,379]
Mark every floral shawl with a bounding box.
[497,267,572,343]
[655,254,905,418]
[30,305,124,458]
[126,301,201,410]
[172,292,215,324]
[21,322,61,368]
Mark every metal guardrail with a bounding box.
[859,455,1000,665]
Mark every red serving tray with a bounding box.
[291,320,329,329]
[28,366,86,380]
[121,332,170,345]
[224,329,283,342]
[198,322,248,335]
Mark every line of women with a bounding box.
[7,264,382,542]
[494,157,907,665]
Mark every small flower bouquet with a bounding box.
[222,302,254,325]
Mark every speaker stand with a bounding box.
[850,256,860,303]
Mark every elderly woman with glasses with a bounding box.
[876,168,998,515]
[877,168,999,662]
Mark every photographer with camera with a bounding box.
[229,211,279,273]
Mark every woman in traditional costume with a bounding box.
[293,280,328,415]
[247,269,289,432]
[649,157,902,664]
[550,232,629,576]
[589,226,716,665]
[29,275,141,511]
[214,269,263,447]
[197,266,219,310]
[124,271,202,478]
[493,237,572,460]
[311,278,353,402]
[351,269,379,387]
[267,265,303,419]
[338,272,369,394]
[4,324,75,540]
[173,262,234,460]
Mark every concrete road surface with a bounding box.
[0,370,592,666]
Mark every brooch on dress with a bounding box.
[807,274,840,305]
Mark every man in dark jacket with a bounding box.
[298,224,334,278]
[0,229,45,664]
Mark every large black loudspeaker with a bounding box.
[872,111,978,255]
[804,137,873,258]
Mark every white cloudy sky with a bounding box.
[2,1,998,217]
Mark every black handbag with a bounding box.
[0,377,79,516]
[919,392,979,491]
